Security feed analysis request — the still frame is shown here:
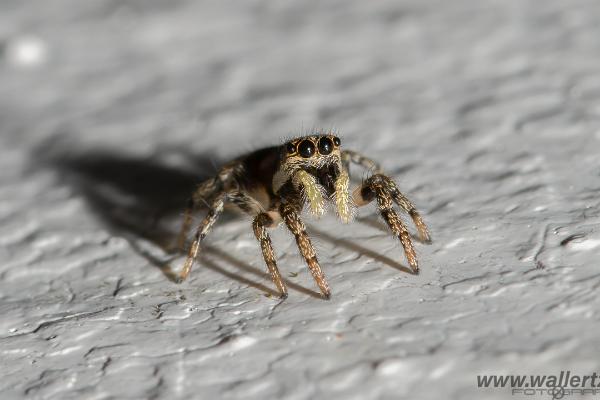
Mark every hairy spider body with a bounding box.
[176,134,430,299]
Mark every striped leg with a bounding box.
[226,191,287,298]
[350,166,431,242]
[385,179,431,243]
[341,149,382,174]
[176,162,243,250]
[356,174,420,273]
[224,190,290,298]
[342,150,428,241]
[280,203,331,299]
[177,197,200,251]
[177,179,216,251]
[177,194,225,282]
[253,213,287,299]
[226,191,264,215]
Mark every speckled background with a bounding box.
[1,0,599,399]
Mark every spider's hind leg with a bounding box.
[176,161,242,250]
[354,174,430,273]
[177,194,225,282]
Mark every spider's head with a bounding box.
[274,134,354,222]
[280,134,342,194]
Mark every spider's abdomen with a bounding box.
[237,146,281,208]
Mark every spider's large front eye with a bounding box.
[298,139,315,158]
[318,137,333,155]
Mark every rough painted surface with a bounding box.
[1,1,599,399]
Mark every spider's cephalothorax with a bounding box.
[273,135,353,222]
[176,133,431,299]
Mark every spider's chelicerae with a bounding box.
[176,133,431,299]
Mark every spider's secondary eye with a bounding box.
[333,136,341,146]
[286,142,296,154]
[318,137,333,155]
[298,139,315,158]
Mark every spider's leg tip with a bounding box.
[322,292,332,300]
[173,270,189,284]
[279,292,288,300]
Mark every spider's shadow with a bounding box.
[44,145,215,249]
[35,139,321,298]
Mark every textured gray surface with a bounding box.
[1,0,600,399]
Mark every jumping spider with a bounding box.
[176,134,431,299]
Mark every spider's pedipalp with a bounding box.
[291,169,326,217]
[280,202,331,299]
[333,168,354,223]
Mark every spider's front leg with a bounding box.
[354,174,430,273]
[253,212,287,299]
[225,191,288,298]
[280,202,331,299]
